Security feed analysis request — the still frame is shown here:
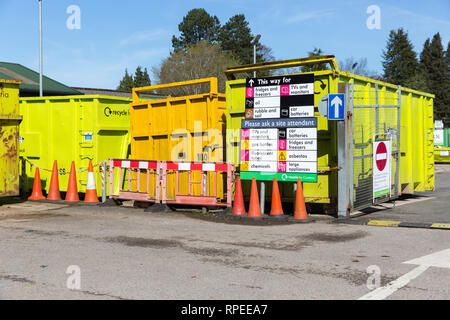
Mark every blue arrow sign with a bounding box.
[328,94,345,120]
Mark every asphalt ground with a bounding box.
[338,165,450,229]
[0,190,449,300]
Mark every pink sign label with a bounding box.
[246,87,255,98]
[280,85,290,96]
[277,162,287,172]
[240,150,249,161]
[241,129,250,140]
[278,139,287,150]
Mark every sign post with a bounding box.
[319,91,347,217]
[240,74,318,213]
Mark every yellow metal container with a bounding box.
[225,56,435,209]
[0,79,22,197]
[19,95,132,196]
[130,78,227,200]
[434,147,450,163]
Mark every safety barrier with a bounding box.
[108,159,235,207]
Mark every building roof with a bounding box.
[73,87,166,100]
[0,62,82,96]
[73,87,133,98]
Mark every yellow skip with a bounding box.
[430,223,450,229]
[367,220,401,227]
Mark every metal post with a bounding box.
[337,84,350,218]
[293,182,297,209]
[348,84,354,213]
[108,160,114,198]
[21,158,27,198]
[253,34,261,78]
[375,84,379,135]
[39,0,43,97]
[395,85,401,197]
[253,44,256,78]
[101,161,106,203]
[260,181,265,213]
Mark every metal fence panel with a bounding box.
[351,83,401,210]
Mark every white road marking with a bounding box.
[358,265,429,300]
[403,248,450,269]
[358,248,450,300]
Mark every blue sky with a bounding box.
[0,0,448,89]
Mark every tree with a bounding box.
[381,28,419,86]
[404,70,429,92]
[446,41,450,72]
[117,69,134,92]
[172,8,220,51]
[219,14,256,65]
[420,33,450,123]
[339,57,378,77]
[117,66,152,92]
[152,41,239,96]
[133,66,151,87]
[257,43,275,64]
[300,48,329,73]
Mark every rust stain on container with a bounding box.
[0,79,22,197]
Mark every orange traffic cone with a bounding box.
[270,178,284,217]
[47,160,62,201]
[232,175,246,215]
[28,167,46,200]
[248,177,262,218]
[84,160,99,203]
[65,161,79,202]
[293,178,308,220]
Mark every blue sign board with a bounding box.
[328,94,345,120]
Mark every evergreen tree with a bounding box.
[420,33,449,123]
[381,28,419,86]
[219,14,255,65]
[133,66,151,87]
[117,69,134,92]
[172,8,220,51]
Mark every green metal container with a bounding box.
[225,56,434,213]
[19,95,132,196]
[444,128,450,147]
[0,79,22,197]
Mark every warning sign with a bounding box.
[373,140,391,198]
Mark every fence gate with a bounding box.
[349,83,401,211]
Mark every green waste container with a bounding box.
[0,79,22,198]
[19,95,132,196]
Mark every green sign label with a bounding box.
[240,171,317,183]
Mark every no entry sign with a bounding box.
[373,140,391,198]
[375,142,388,171]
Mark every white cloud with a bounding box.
[391,7,450,26]
[286,10,335,24]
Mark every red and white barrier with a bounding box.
[108,159,234,207]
